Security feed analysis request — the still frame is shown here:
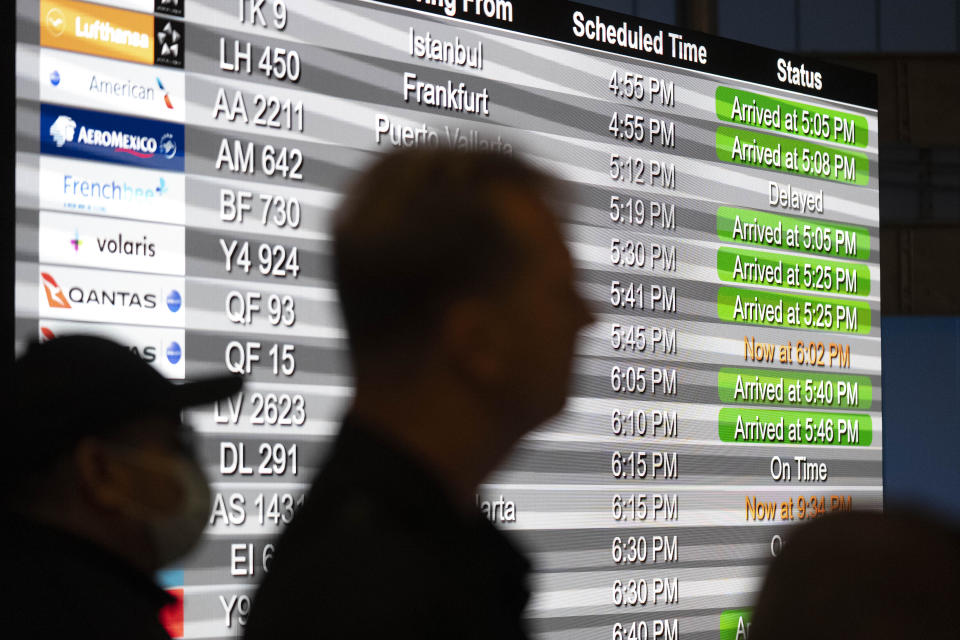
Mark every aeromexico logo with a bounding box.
[41,103,184,171]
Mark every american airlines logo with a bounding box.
[41,44,185,123]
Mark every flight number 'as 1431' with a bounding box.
[220,239,300,278]
[213,89,304,132]
[216,138,304,180]
[210,492,305,527]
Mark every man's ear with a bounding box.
[72,438,127,511]
[440,296,507,383]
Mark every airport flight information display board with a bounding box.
[14,1,881,637]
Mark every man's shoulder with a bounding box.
[272,463,449,568]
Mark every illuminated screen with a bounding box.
[14,1,881,637]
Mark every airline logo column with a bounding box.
[37,3,188,633]
[37,0,187,393]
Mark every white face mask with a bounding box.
[145,455,211,566]
[111,450,212,567]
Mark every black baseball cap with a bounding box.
[7,335,242,488]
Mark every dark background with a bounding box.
[580,0,960,522]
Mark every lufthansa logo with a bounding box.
[46,8,66,37]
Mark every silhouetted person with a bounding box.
[2,335,241,639]
[750,510,960,640]
[245,149,593,639]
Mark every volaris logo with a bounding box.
[41,104,184,171]
[49,115,77,147]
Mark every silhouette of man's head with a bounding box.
[334,148,592,439]
[6,335,241,571]
[750,510,960,640]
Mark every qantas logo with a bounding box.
[38,323,186,373]
[40,271,183,312]
[41,272,71,308]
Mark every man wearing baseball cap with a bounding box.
[1,335,241,639]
